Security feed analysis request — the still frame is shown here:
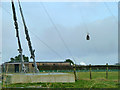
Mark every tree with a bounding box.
[65,59,74,65]
[65,59,77,81]
[10,54,29,63]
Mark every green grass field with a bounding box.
[2,71,119,88]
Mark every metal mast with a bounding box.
[11,0,26,73]
[18,0,39,73]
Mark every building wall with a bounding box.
[36,62,70,66]
[3,62,71,73]
[2,63,120,73]
[19,64,30,72]
[6,64,15,73]
[28,63,35,73]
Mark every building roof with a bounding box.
[2,61,70,64]
[29,61,69,63]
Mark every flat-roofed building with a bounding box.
[1,61,72,73]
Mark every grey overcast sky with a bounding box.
[0,1,118,65]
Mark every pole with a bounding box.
[89,64,92,79]
[106,63,108,79]
[11,0,26,73]
[2,64,5,88]
[18,0,39,73]
[73,64,77,81]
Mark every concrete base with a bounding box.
[5,73,75,84]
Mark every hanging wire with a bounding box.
[29,31,63,59]
[104,1,117,24]
[76,4,90,40]
[40,3,78,80]
[0,5,63,60]
[78,9,89,34]
[40,2,77,64]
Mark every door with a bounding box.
[15,64,19,73]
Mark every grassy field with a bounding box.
[2,71,119,88]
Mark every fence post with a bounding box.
[89,64,92,79]
[73,64,77,81]
[106,63,108,79]
[2,63,6,88]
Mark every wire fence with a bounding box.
[0,63,119,88]
[1,63,119,73]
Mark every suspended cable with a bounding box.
[29,31,63,59]
[104,2,117,24]
[40,3,77,64]
[40,3,78,80]
[79,10,89,33]
[78,6,91,40]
